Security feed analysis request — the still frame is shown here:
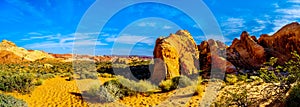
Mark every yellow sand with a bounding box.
[7,77,89,107]
[6,77,203,107]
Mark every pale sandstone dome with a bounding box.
[152,30,200,83]
[0,40,54,62]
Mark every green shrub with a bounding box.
[258,68,279,83]
[284,51,300,83]
[98,73,115,78]
[159,80,175,92]
[86,76,158,102]
[66,76,74,81]
[102,79,133,99]
[116,76,158,93]
[238,74,248,82]
[225,74,238,85]
[79,72,98,79]
[224,88,251,107]
[0,94,28,107]
[86,85,115,102]
[194,76,205,95]
[285,83,300,107]
[39,74,55,80]
[159,76,194,92]
[0,73,35,93]
[257,57,280,83]
[60,72,72,78]
[195,84,205,96]
[35,79,43,86]
[172,75,193,88]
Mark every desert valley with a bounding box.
[0,22,300,107]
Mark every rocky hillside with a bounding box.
[152,22,300,81]
[0,40,54,63]
[258,22,300,65]
[227,22,300,70]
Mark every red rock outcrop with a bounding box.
[226,22,300,70]
[151,30,200,83]
[226,31,266,70]
[199,39,236,75]
[258,22,300,65]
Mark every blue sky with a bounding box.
[0,0,300,56]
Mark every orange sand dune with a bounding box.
[6,77,203,107]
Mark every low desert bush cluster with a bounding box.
[0,93,28,107]
[159,75,194,92]
[225,74,238,85]
[194,76,205,95]
[0,72,35,93]
[78,72,98,79]
[86,76,158,102]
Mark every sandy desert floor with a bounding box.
[4,77,203,107]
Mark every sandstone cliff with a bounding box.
[151,30,200,83]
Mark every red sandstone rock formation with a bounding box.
[258,22,300,65]
[226,31,266,70]
[199,39,236,75]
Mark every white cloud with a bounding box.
[270,2,300,34]
[223,18,245,28]
[192,24,200,29]
[28,32,42,35]
[137,22,156,27]
[288,0,300,3]
[22,32,107,50]
[24,40,107,50]
[162,25,172,29]
[269,19,294,34]
[275,7,300,19]
[251,19,269,33]
[221,18,245,35]
[252,26,266,33]
[105,34,154,45]
[273,3,280,8]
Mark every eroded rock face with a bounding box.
[226,22,300,70]
[151,30,199,83]
[199,39,236,75]
[226,31,266,70]
[0,40,54,62]
[258,22,300,65]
